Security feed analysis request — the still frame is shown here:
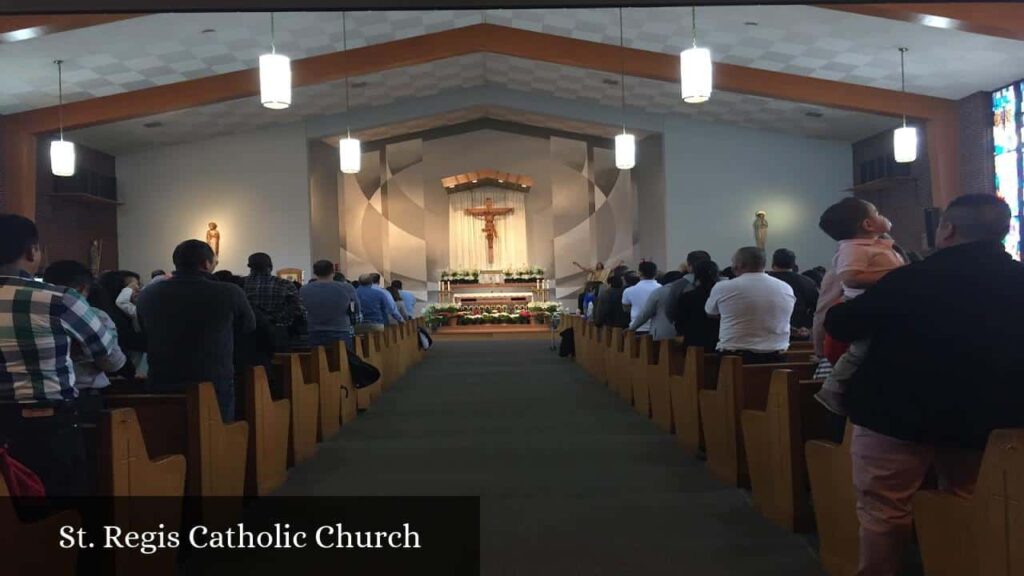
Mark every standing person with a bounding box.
[138,240,256,422]
[355,274,392,333]
[825,194,1024,576]
[704,247,795,364]
[628,271,683,341]
[386,284,409,321]
[243,252,305,350]
[369,272,405,324]
[391,280,417,318]
[0,215,123,496]
[665,250,711,324]
[767,248,819,331]
[621,261,660,335]
[673,260,722,351]
[593,274,630,328]
[301,260,360,350]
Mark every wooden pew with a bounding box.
[914,428,1024,576]
[671,346,719,456]
[741,371,829,532]
[619,331,640,404]
[648,338,681,433]
[632,334,656,418]
[591,324,608,386]
[354,334,384,408]
[1,469,80,576]
[606,327,625,393]
[274,354,320,466]
[244,366,290,496]
[103,383,247,499]
[97,407,187,576]
[325,341,358,425]
[300,346,341,441]
[577,319,592,374]
[699,357,816,487]
[806,424,859,576]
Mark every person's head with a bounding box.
[693,259,720,291]
[595,262,605,271]
[391,279,403,290]
[610,264,629,279]
[0,214,41,274]
[370,272,382,285]
[638,261,658,280]
[151,269,166,279]
[122,271,142,291]
[819,197,891,242]
[771,248,797,271]
[720,266,736,280]
[608,274,624,289]
[387,285,402,300]
[43,260,93,295]
[247,252,273,274]
[212,270,237,284]
[623,271,640,287]
[174,240,217,273]
[681,250,711,273]
[333,272,347,283]
[731,247,767,276]
[936,194,1012,250]
[660,270,684,285]
[802,266,826,288]
[313,259,335,280]
[358,273,372,286]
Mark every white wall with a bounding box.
[664,118,851,270]
[117,123,312,277]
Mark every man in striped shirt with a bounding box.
[0,214,121,496]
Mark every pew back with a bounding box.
[245,366,291,496]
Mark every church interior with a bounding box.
[2,2,1024,575]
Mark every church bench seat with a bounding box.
[632,334,656,418]
[354,335,384,408]
[806,424,859,576]
[0,473,81,576]
[243,366,291,497]
[273,354,320,467]
[591,324,609,386]
[97,407,187,576]
[741,371,828,532]
[913,428,1024,576]
[299,347,341,441]
[781,349,816,363]
[699,357,817,487]
[648,338,684,433]
[620,331,641,404]
[606,327,626,394]
[671,346,719,457]
[325,341,358,425]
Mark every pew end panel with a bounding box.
[244,366,291,497]
[327,341,358,425]
[274,354,320,467]
[913,491,976,576]
[806,424,859,576]
[0,474,80,576]
[672,347,717,456]
[632,335,656,419]
[301,347,342,441]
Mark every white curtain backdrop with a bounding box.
[449,188,529,270]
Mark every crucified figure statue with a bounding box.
[464,198,514,265]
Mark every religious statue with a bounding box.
[206,222,221,256]
[465,198,514,265]
[88,239,102,277]
[753,211,768,251]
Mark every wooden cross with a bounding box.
[464,197,514,265]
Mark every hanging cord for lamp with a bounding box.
[54,59,64,141]
[270,13,276,54]
[619,7,627,133]
[342,11,351,139]
[899,47,908,128]
[691,6,697,49]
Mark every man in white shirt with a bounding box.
[705,247,795,364]
[622,261,660,334]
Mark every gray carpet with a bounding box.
[276,339,826,575]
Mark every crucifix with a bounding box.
[465,197,514,265]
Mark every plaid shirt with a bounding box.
[0,272,120,403]
[243,272,304,327]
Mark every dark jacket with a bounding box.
[594,286,630,328]
[137,271,256,390]
[769,270,819,329]
[674,286,720,351]
[825,241,1024,449]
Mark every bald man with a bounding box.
[825,194,1024,576]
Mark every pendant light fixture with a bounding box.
[259,13,291,109]
[338,12,361,174]
[680,6,712,104]
[50,59,75,177]
[893,47,917,163]
[615,8,635,170]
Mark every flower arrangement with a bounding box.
[527,301,562,314]
[502,265,545,283]
[440,268,481,284]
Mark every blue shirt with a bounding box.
[399,290,416,317]
[356,285,392,325]
[300,280,358,335]
[371,284,405,323]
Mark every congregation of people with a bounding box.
[0,216,418,497]
[573,192,1024,576]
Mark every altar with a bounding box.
[438,278,553,307]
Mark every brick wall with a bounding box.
[958,91,995,196]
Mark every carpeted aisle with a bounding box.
[276,339,825,576]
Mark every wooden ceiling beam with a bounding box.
[0,14,139,43]
[820,3,1024,43]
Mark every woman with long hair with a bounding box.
[672,260,722,351]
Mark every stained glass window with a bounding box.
[993,83,1023,260]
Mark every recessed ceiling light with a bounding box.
[201,28,216,34]
[804,111,824,118]
[602,78,620,86]
[142,121,164,128]
[744,21,758,27]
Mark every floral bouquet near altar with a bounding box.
[502,265,546,283]
[441,268,481,284]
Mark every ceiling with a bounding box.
[2,5,1023,117]
[66,52,901,153]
